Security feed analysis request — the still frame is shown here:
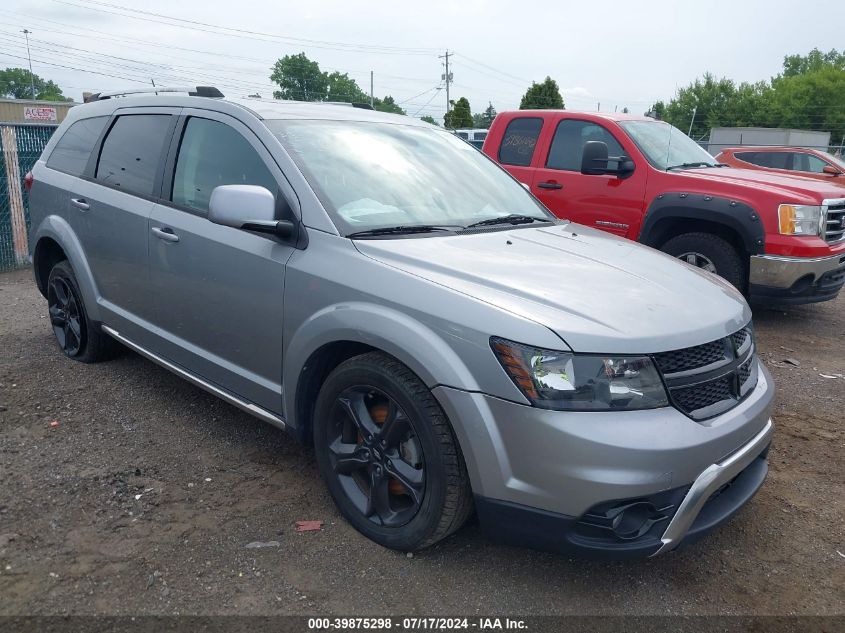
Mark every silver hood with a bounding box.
[354,223,751,354]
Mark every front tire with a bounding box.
[313,352,473,551]
[661,232,745,291]
[47,260,120,363]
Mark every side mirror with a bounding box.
[208,185,294,238]
[822,165,841,176]
[581,141,635,177]
[581,141,609,175]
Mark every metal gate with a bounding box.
[0,123,58,271]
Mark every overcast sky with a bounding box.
[2,0,843,122]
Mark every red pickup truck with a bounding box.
[483,111,845,305]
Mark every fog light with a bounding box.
[609,502,662,540]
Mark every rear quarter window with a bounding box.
[498,117,543,167]
[46,116,108,176]
[95,114,173,197]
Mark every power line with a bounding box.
[51,0,439,56]
[412,87,444,117]
[0,31,449,105]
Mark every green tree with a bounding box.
[444,96,472,128]
[471,101,496,128]
[648,100,667,120]
[0,67,69,101]
[652,47,845,141]
[420,115,439,126]
[326,71,368,103]
[782,48,845,77]
[769,66,845,142]
[659,73,769,139]
[270,53,404,112]
[373,95,405,115]
[519,77,564,110]
[270,52,329,101]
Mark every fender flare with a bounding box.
[283,302,481,431]
[32,215,103,322]
[639,192,765,255]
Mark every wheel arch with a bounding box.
[31,216,102,322]
[639,193,765,256]
[284,303,481,444]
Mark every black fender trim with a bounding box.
[639,193,765,255]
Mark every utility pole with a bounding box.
[22,29,36,100]
[688,106,697,137]
[439,50,453,125]
[370,71,374,108]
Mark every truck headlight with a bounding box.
[491,337,669,411]
[778,204,822,236]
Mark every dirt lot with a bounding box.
[0,266,842,617]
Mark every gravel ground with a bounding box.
[0,266,842,617]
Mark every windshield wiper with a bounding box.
[346,225,457,238]
[666,162,716,171]
[465,214,550,229]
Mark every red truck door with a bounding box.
[488,116,545,187]
[530,118,647,239]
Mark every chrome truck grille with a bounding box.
[653,325,758,421]
[824,199,845,244]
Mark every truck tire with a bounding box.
[46,260,121,362]
[661,232,745,291]
[313,351,473,551]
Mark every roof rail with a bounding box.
[83,86,224,103]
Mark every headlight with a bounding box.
[491,337,669,411]
[778,204,822,236]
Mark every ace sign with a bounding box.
[24,106,57,122]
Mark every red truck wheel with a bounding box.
[661,232,745,291]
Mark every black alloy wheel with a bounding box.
[313,352,473,551]
[327,386,425,527]
[48,274,84,356]
[45,260,121,363]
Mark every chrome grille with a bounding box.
[654,325,757,421]
[824,199,845,244]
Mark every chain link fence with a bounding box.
[1,123,58,271]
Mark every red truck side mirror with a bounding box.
[581,141,635,177]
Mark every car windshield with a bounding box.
[268,119,551,235]
[823,152,845,171]
[619,120,717,171]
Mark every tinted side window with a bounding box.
[737,151,789,169]
[46,116,108,176]
[96,115,172,196]
[171,117,277,214]
[546,120,626,171]
[498,117,543,166]
[793,152,827,173]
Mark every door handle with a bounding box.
[70,198,90,211]
[537,182,563,190]
[151,226,180,243]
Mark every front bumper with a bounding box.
[433,363,775,558]
[749,253,845,304]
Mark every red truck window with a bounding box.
[498,117,543,167]
[547,120,626,171]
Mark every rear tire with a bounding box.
[661,232,745,291]
[313,352,473,551]
[47,260,121,363]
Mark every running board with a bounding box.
[101,325,286,430]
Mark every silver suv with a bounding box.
[28,87,774,558]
